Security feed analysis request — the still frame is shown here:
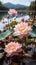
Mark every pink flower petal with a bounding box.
[13,22,32,38]
[4,42,22,57]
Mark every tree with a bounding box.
[29,1,36,10]
[0,1,9,10]
[29,1,36,17]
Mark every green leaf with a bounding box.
[26,39,34,45]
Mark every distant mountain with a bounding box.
[4,2,28,9]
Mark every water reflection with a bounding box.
[0,12,30,21]
[0,12,7,20]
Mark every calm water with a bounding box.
[0,12,7,20]
[0,12,30,21]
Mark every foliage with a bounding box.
[0,1,9,10]
[29,1,36,10]
[26,39,34,45]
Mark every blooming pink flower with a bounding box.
[4,42,22,57]
[13,22,32,38]
[8,9,17,16]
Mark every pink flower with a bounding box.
[9,34,13,41]
[1,19,6,23]
[21,18,24,22]
[13,22,32,38]
[4,42,22,57]
[4,25,9,30]
[8,9,17,16]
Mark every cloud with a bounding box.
[0,0,35,6]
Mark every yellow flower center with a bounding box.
[8,45,16,50]
[19,27,25,32]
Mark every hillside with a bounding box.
[4,2,28,9]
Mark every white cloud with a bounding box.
[0,0,35,6]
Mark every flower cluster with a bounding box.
[4,21,31,57]
[0,9,32,58]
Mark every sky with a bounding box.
[0,0,35,6]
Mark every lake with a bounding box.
[0,12,30,21]
[0,12,7,20]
